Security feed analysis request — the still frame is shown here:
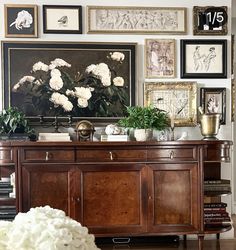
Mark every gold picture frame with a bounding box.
[4,4,38,38]
[144,82,197,127]
[87,6,187,34]
[145,39,175,78]
[193,6,228,35]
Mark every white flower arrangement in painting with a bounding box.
[0,206,100,250]
[12,52,128,117]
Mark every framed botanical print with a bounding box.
[43,5,82,34]
[2,41,136,123]
[4,4,38,38]
[180,39,227,78]
[200,87,226,124]
[145,39,175,78]
[193,6,228,35]
[144,82,197,127]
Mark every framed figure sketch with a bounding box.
[180,39,227,78]
[4,4,38,38]
[200,87,226,124]
[145,39,175,78]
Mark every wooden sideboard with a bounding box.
[0,140,232,249]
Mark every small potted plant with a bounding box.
[118,105,169,141]
[0,107,35,140]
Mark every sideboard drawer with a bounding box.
[76,149,146,162]
[21,148,75,162]
[0,147,13,163]
[147,147,197,161]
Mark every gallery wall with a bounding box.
[0,0,234,236]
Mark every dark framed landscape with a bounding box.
[2,41,136,123]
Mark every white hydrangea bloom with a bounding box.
[49,76,64,90]
[32,62,49,72]
[49,58,71,69]
[78,98,89,108]
[9,10,33,30]
[86,63,111,86]
[0,206,100,250]
[50,93,73,112]
[12,76,41,92]
[113,76,124,87]
[51,68,62,77]
[110,52,125,62]
[74,87,92,100]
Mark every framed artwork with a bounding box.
[144,82,197,127]
[193,6,228,35]
[200,88,226,125]
[2,41,136,123]
[180,39,227,78]
[43,5,82,34]
[87,6,187,34]
[145,39,175,78]
[4,4,38,38]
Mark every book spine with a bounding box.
[204,202,227,208]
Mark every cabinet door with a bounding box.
[77,164,147,235]
[147,163,200,234]
[20,164,77,218]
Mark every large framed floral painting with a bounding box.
[2,41,136,122]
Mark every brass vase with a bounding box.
[199,113,221,140]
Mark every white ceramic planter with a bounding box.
[134,129,153,141]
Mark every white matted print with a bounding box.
[43,5,82,34]
[145,39,175,78]
[87,6,186,34]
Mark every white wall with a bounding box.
[0,0,234,238]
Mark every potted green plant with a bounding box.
[0,107,35,140]
[118,105,169,141]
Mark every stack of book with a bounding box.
[204,202,231,226]
[204,179,231,195]
[0,205,16,221]
[38,133,71,141]
[100,134,129,142]
[0,179,13,199]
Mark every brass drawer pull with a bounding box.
[45,152,49,161]
[109,151,114,161]
[170,150,174,159]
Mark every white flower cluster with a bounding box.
[110,52,125,62]
[12,76,38,91]
[10,10,33,30]
[86,63,111,86]
[66,87,93,108]
[50,92,73,112]
[0,206,100,250]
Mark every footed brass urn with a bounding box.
[199,112,221,140]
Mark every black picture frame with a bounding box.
[2,41,136,123]
[4,4,38,38]
[43,5,82,34]
[200,87,226,125]
[181,39,227,79]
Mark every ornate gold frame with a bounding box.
[87,6,187,34]
[144,82,197,127]
[193,6,228,35]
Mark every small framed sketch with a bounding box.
[4,4,38,38]
[87,6,186,34]
[180,39,227,78]
[144,82,197,127]
[193,6,228,35]
[43,5,82,34]
[145,39,175,78]
[200,87,226,124]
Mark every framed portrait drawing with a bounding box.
[145,39,175,78]
[193,6,228,35]
[144,82,197,127]
[180,39,227,78]
[2,41,136,123]
[87,6,186,34]
[4,4,38,38]
[43,5,82,34]
[200,87,226,124]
